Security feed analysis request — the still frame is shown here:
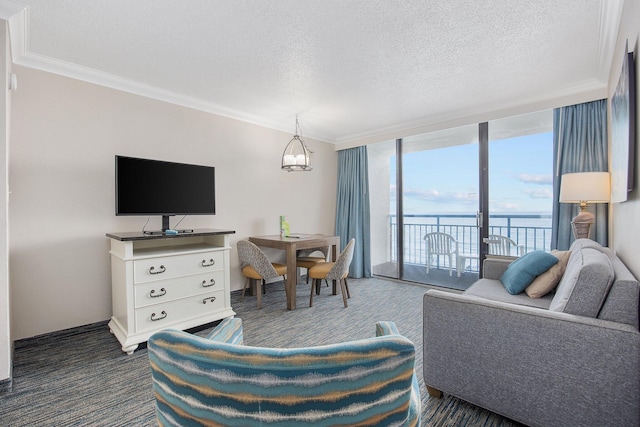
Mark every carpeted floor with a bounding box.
[0,277,522,426]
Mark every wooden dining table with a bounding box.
[249,234,340,310]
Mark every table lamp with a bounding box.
[559,172,610,239]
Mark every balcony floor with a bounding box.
[373,262,478,291]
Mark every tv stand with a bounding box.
[106,228,236,354]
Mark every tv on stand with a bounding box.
[115,155,216,235]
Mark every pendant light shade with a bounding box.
[282,116,312,172]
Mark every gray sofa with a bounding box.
[423,239,640,427]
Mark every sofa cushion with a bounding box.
[500,250,559,295]
[525,250,571,298]
[465,278,554,309]
[549,245,614,317]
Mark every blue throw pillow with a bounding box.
[500,251,559,295]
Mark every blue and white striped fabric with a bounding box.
[148,319,420,426]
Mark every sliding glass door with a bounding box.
[400,125,480,288]
[487,111,553,256]
[369,109,553,290]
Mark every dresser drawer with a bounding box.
[134,270,225,309]
[133,250,223,284]
[134,290,225,334]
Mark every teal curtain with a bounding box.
[551,99,608,250]
[335,146,371,278]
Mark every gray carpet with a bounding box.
[0,277,522,426]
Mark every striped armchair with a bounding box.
[148,318,421,426]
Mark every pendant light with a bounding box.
[281,115,312,172]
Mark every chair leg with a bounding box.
[344,277,350,299]
[340,278,348,308]
[241,277,249,302]
[427,386,443,398]
[256,279,262,309]
[310,278,319,307]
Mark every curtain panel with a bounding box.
[335,146,371,278]
[551,99,608,250]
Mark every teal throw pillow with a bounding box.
[500,250,559,295]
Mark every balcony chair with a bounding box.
[424,232,458,276]
[485,234,525,257]
[148,317,421,426]
[237,240,287,309]
[308,238,355,307]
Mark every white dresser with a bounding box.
[106,229,236,354]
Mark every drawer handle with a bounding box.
[201,258,215,267]
[201,279,216,288]
[150,288,166,298]
[202,296,216,304]
[149,265,166,275]
[150,311,167,321]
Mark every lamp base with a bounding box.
[571,210,594,240]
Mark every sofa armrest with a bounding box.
[205,317,243,345]
[482,257,514,279]
[423,289,640,427]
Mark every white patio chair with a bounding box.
[424,232,458,276]
[485,235,525,257]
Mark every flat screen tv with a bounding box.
[115,155,215,234]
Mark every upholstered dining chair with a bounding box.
[308,238,355,308]
[424,232,458,276]
[237,240,286,309]
[296,246,329,284]
[148,317,421,426]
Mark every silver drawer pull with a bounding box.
[150,288,166,298]
[149,265,166,275]
[150,311,167,321]
[201,279,216,288]
[202,296,216,304]
[201,258,215,267]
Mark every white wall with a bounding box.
[0,21,11,382]
[9,65,337,340]
[609,0,640,276]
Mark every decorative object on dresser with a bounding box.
[106,228,235,354]
[559,171,610,239]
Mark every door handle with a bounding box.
[476,211,483,228]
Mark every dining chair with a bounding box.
[424,232,458,276]
[485,234,525,257]
[237,240,287,309]
[308,238,355,308]
[297,246,329,284]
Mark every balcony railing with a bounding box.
[390,214,552,271]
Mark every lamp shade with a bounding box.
[559,172,610,203]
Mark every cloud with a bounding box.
[517,174,553,185]
[403,188,477,205]
[524,188,553,199]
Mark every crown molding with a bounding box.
[335,78,607,148]
[0,0,619,147]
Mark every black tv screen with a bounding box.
[115,155,216,217]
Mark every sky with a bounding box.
[391,132,553,215]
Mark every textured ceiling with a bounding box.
[0,1,624,144]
